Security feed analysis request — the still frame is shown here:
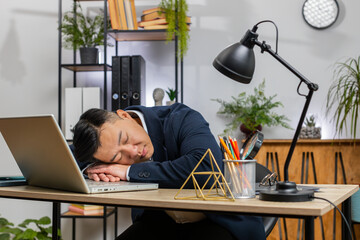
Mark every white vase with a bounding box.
[166,100,175,106]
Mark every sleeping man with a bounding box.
[72,103,265,240]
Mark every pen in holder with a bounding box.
[223,159,256,198]
[219,131,263,199]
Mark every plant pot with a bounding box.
[80,47,98,64]
[299,127,321,139]
[240,124,262,137]
[166,100,176,106]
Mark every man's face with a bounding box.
[93,111,154,165]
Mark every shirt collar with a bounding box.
[126,110,148,133]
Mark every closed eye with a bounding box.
[110,131,122,162]
[117,134,128,162]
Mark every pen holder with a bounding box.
[223,159,256,198]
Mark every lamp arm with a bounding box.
[283,89,314,181]
[253,39,318,182]
[253,40,318,91]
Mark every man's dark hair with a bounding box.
[72,108,118,163]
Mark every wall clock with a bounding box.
[302,0,339,29]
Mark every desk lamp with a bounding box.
[213,20,319,202]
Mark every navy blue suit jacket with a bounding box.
[73,103,265,239]
[124,103,266,240]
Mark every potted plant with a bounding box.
[60,3,111,64]
[326,56,360,139]
[0,215,59,240]
[166,87,176,105]
[159,0,189,59]
[213,80,292,136]
[299,114,321,139]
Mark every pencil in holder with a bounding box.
[223,159,256,198]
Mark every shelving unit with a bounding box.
[58,0,184,127]
[61,206,118,240]
[57,1,184,236]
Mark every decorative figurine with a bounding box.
[153,88,165,106]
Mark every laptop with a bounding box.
[0,114,158,193]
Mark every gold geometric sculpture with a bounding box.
[174,149,235,201]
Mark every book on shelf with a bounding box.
[108,0,120,30]
[70,204,104,210]
[68,204,104,215]
[142,7,164,15]
[141,11,166,22]
[143,24,190,30]
[143,24,168,30]
[129,0,138,30]
[124,0,134,30]
[110,0,138,30]
[141,14,191,24]
[116,0,128,30]
[138,17,191,28]
[138,18,167,27]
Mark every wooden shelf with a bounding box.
[62,64,112,72]
[108,29,173,41]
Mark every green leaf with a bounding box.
[166,87,177,101]
[0,233,10,240]
[159,0,189,59]
[326,56,360,139]
[14,229,37,240]
[60,3,112,50]
[37,217,51,226]
[0,218,13,227]
[1,227,22,235]
[212,79,292,134]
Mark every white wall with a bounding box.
[0,0,359,239]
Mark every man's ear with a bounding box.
[116,109,132,119]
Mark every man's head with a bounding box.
[73,108,154,165]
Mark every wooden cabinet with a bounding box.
[255,139,360,240]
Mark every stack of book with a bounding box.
[67,204,104,215]
[138,7,191,30]
[108,0,138,30]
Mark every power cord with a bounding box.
[311,196,353,240]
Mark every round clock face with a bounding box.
[302,0,339,29]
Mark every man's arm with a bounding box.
[86,163,128,181]
[70,145,122,182]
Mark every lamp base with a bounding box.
[259,181,314,202]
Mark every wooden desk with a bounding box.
[0,184,357,240]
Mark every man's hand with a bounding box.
[86,163,129,182]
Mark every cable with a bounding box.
[254,20,279,54]
[311,196,353,240]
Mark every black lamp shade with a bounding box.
[213,42,255,84]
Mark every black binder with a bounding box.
[111,56,121,111]
[130,55,146,106]
[120,56,131,109]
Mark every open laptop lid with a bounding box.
[0,115,91,193]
